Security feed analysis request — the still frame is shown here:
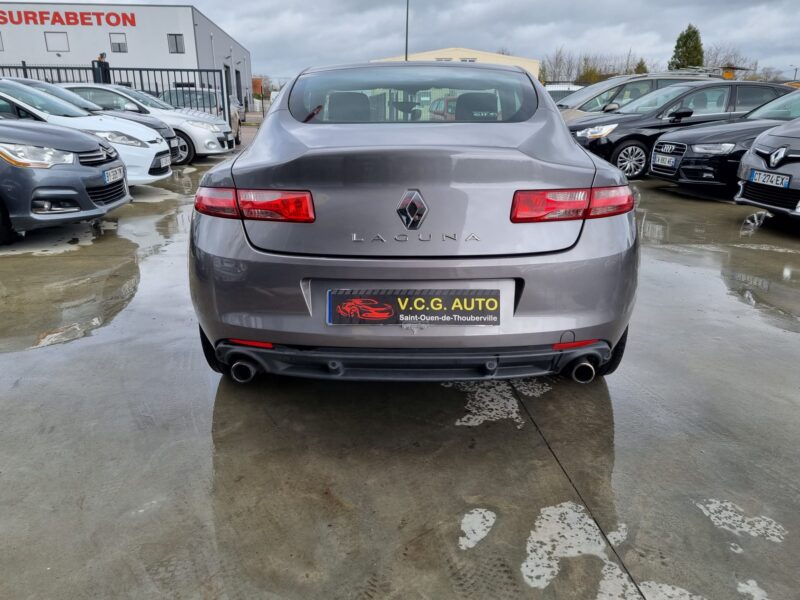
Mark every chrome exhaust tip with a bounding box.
[230,360,258,384]
[570,360,596,384]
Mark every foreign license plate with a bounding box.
[328,289,500,326]
[103,166,124,184]
[749,169,790,188]
[159,156,171,168]
[652,153,676,168]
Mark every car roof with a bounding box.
[676,80,789,88]
[301,61,527,75]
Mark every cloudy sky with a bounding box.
[23,0,800,78]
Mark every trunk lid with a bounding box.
[232,115,596,258]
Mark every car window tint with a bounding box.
[83,88,130,110]
[656,78,695,89]
[289,66,538,123]
[579,86,619,112]
[616,81,653,106]
[747,90,800,120]
[736,86,778,111]
[677,86,731,115]
[0,98,16,118]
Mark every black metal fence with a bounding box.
[0,61,230,123]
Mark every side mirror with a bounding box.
[603,102,620,113]
[668,108,693,121]
[123,102,139,112]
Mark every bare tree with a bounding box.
[704,43,758,79]
[496,47,512,56]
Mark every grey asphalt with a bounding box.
[1,135,798,599]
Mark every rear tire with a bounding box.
[174,131,196,165]
[200,325,228,375]
[597,327,628,376]
[612,141,648,179]
[0,203,18,246]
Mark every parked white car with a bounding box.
[63,83,235,165]
[0,79,170,185]
[158,87,241,142]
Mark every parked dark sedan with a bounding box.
[650,89,800,189]
[570,81,791,178]
[5,77,181,163]
[735,117,800,221]
[0,120,129,244]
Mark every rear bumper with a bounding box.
[190,211,639,354]
[215,340,612,381]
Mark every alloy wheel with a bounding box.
[175,139,190,164]
[616,146,647,177]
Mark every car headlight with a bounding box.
[186,120,222,132]
[575,124,618,139]
[0,143,74,168]
[691,143,736,155]
[85,131,147,148]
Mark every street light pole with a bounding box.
[404,0,409,61]
[791,65,799,80]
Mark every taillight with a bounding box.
[511,185,633,223]
[195,187,239,219]
[237,189,315,222]
[194,187,315,223]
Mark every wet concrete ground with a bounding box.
[1,138,799,598]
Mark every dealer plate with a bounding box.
[103,166,124,184]
[652,153,676,168]
[750,169,790,188]
[328,289,500,326]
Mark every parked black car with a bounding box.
[5,77,181,162]
[0,120,129,244]
[650,89,800,189]
[570,81,792,178]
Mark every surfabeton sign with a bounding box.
[0,9,136,27]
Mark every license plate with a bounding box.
[328,289,500,326]
[652,153,676,167]
[169,138,179,147]
[159,156,171,168]
[103,166,124,184]
[750,169,790,188]
[226,133,234,141]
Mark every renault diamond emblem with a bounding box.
[770,147,787,169]
[397,190,428,230]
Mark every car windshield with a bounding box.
[289,65,538,123]
[116,86,175,110]
[0,81,88,117]
[555,77,628,108]
[25,81,102,112]
[747,90,800,121]
[617,85,691,114]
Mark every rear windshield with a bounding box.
[288,66,538,124]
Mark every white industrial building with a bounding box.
[0,2,252,102]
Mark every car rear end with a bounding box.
[189,64,638,381]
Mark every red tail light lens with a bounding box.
[194,188,316,223]
[229,339,274,349]
[586,186,634,219]
[511,185,633,222]
[553,339,600,350]
[195,187,239,219]
[511,189,590,222]
[237,190,315,223]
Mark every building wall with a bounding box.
[191,7,252,103]
[376,47,541,79]
[0,3,198,68]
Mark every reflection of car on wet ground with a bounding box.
[0,80,172,185]
[190,62,638,384]
[0,120,129,245]
[570,81,792,179]
[63,83,235,166]
[736,117,800,222]
[650,89,800,190]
